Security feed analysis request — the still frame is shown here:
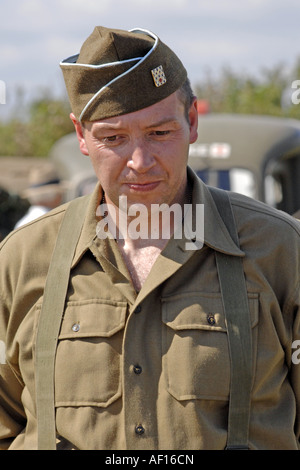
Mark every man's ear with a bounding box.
[188,98,199,145]
[70,113,89,156]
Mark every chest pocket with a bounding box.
[55,299,127,407]
[162,292,258,401]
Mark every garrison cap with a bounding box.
[60,26,187,122]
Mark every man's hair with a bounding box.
[177,78,197,123]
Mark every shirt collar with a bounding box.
[71,166,244,268]
[185,166,244,257]
[71,182,103,268]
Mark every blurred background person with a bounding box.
[0,187,29,241]
[14,163,65,228]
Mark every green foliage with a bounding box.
[0,93,74,157]
[27,98,74,156]
[195,59,300,119]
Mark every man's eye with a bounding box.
[103,135,118,142]
[100,135,126,146]
[153,130,170,136]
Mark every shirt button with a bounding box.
[134,305,142,314]
[72,323,80,332]
[135,425,145,435]
[133,365,142,375]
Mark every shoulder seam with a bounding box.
[230,196,300,237]
[0,205,67,250]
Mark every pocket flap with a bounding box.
[59,299,127,339]
[162,292,258,332]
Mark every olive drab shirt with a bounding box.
[0,168,299,450]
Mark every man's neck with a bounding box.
[103,180,192,248]
[99,180,192,290]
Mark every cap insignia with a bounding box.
[151,65,167,87]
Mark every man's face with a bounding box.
[72,91,198,211]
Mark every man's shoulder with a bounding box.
[0,191,94,258]
[228,190,300,237]
[0,202,70,253]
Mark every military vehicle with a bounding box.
[49,113,300,216]
[189,113,300,216]
[49,132,98,201]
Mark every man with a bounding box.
[0,188,29,241]
[14,163,65,228]
[0,26,299,450]
[294,209,300,219]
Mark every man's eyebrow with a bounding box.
[91,117,180,132]
[92,122,122,131]
[145,118,179,129]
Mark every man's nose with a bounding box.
[126,140,156,173]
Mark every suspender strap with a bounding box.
[209,187,252,450]
[35,196,89,450]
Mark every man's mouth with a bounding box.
[126,181,161,192]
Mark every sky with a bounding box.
[1,0,300,118]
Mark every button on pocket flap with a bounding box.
[162,293,227,332]
[162,292,259,332]
[59,299,127,339]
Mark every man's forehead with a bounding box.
[89,117,181,132]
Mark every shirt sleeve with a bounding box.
[0,292,26,449]
[290,280,300,447]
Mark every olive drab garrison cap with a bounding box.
[60,26,187,122]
